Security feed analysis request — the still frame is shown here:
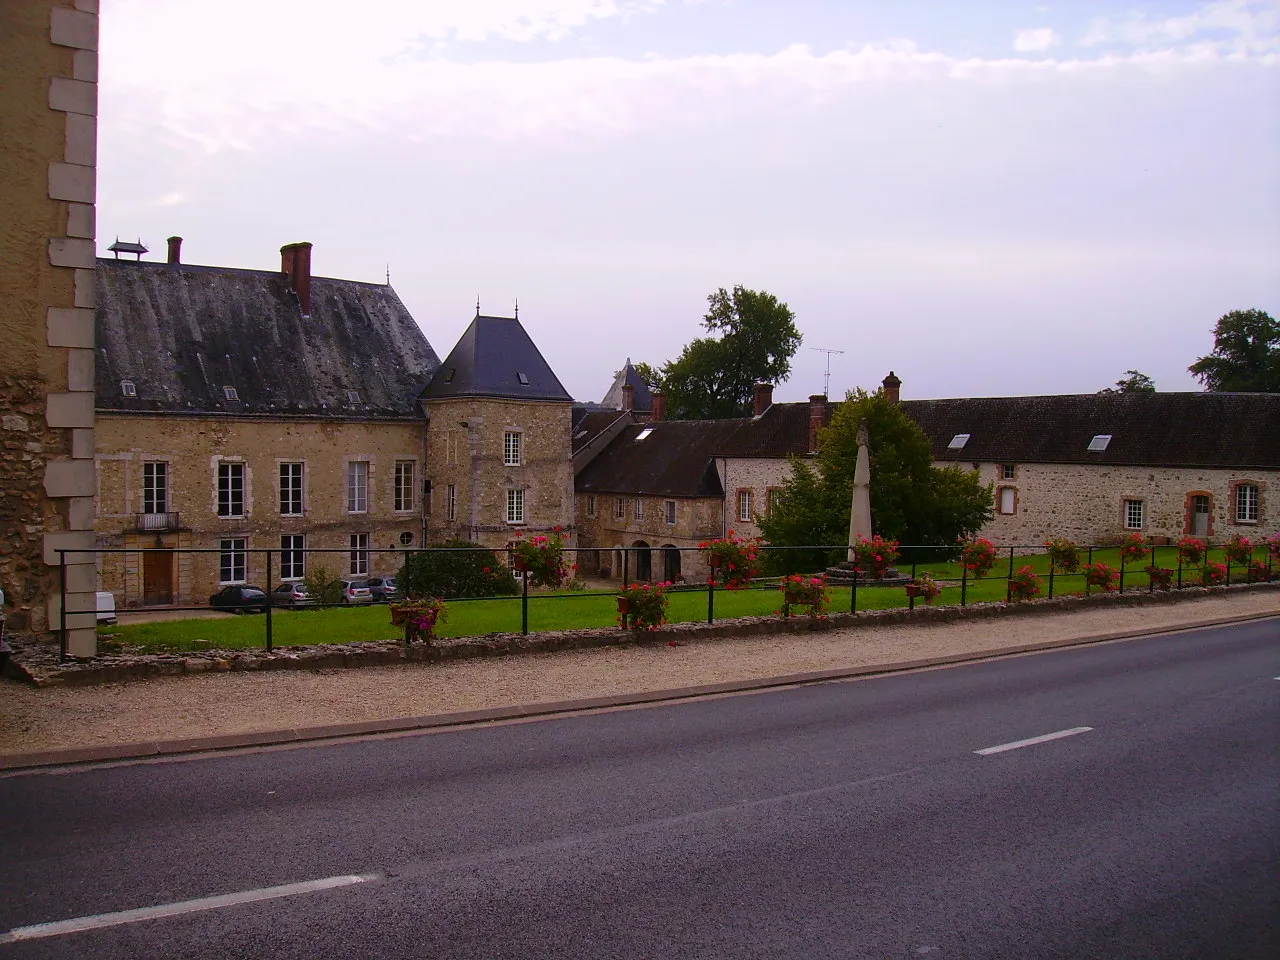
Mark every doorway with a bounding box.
[1190,495,1210,537]
[142,549,174,605]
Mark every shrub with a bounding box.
[1246,560,1272,583]
[780,575,830,618]
[904,573,942,604]
[1082,562,1120,592]
[1044,537,1080,573]
[701,532,761,589]
[960,537,998,578]
[1177,537,1207,566]
[1118,533,1148,565]
[302,564,344,606]
[389,597,447,643]
[399,541,518,599]
[1144,565,1174,590]
[1223,534,1252,565]
[1201,561,1227,586]
[511,529,571,588]
[1267,533,1280,559]
[850,535,900,580]
[617,581,671,631]
[1008,565,1043,602]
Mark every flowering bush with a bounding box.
[960,538,998,578]
[780,575,830,618]
[851,535,900,580]
[1118,533,1148,565]
[1267,533,1280,559]
[511,529,569,588]
[1201,561,1227,586]
[1177,537,1207,566]
[1044,537,1081,573]
[617,581,671,631]
[1082,562,1120,592]
[904,573,942,604]
[1246,560,1272,583]
[1144,565,1175,590]
[1008,565,1043,602]
[1223,534,1253,565]
[389,597,447,643]
[700,532,761,589]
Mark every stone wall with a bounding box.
[575,492,723,582]
[424,397,574,550]
[718,456,794,540]
[0,0,99,652]
[94,414,425,603]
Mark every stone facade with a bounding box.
[424,398,575,550]
[575,491,723,583]
[0,0,99,653]
[94,414,425,604]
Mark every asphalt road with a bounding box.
[1,619,1277,959]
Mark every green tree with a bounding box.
[1100,370,1155,394]
[759,388,993,573]
[399,541,518,599]
[1188,309,1280,392]
[650,286,802,419]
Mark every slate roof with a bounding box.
[95,258,439,419]
[575,420,741,498]
[572,408,631,455]
[421,314,572,402]
[600,360,653,412]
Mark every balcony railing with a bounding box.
[136,511,180,532]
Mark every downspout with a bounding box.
[420,406,430,548]
[720,457,728,537]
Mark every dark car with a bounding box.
[365,575,399,603]
[270,582,313,608]
[210,585,269,613]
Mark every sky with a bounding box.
[96,0,1280,403]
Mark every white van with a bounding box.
[96,591,117,625]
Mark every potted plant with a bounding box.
[1118,533,1148,565]
[780,575,830,618]
[903,573,942,604]
[1202,561,1227,586]
[1007,565,1043,602]
[1144,565,1174,590]
[1223,534,1252,565]
[1044,537,1080,573]
[851,535,900,580]
[700,532,761,590]
[389,596,447,644]
[510,528,570,588]
[1082,561,1120,592]
[617,580,671,631]
[960,537,998,578]
[1177,536,1207,566]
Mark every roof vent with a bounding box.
[517,372,529,385]
[947,433,970,450]
[635,427,654,441]
[347,390,361,404]
[1087,434,1112,452]
[120,380,136,397]
[108,238,148,261]
[223,385,239,401]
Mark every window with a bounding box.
[222,385,239,401]
[219,538,246,584]
[1235,483,1259,523]
[1001,464,1016,480]
[394,461,415,512]
[217,462,244,517]
[635,428,653,441]
[143,461,168,515]
[737,489,753,523]
[280,535,305,580]
[279,462,303,516]
[347,461,369,513]
[447,483,457,522]
[634,499,644,521]
[399,531,414,546]
[120,380,136,397]
[1124,499,1145,530]
[947,434,970,450]
[587,495,596,518]
[349,533,369,576]
[504,431,522,466]
[1088,435,1112,452]
[766,487,784,517]
[507,488,525,524]
[665,500,677,525]
[517,372,529,385]
[614,497,624,520]
[347,390,361,404]
[997,487,1016,515]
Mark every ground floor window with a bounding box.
[507,488,525,524]
[280,535,305,580]
[737,489,753,523]
[1124,499,1145,530]
[219,538,247,584]
[349,533,369,575]
[1235,483,1259,523]
[997,487,1016,515]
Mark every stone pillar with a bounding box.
[0,0,100,657]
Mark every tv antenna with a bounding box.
[810,347,845,398]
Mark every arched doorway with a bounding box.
[631,540,652,583]
[661,544,681,583]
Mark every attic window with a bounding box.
[573,430,588,440]
[635,428,654,441]
[517,372,529,385]
[222,386,239,401]
[947,433,970,450]
[120,380,136,397]
[1087,434,1112,452]
[347,390,361,404]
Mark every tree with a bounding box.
[1188,309,1280,392]
[1100,370,1155,394]
[647,286,802,419]
[399,541,518,599]
[759,388,994,573]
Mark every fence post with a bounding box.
[1007,545,1015,581]
[908,559,916,611]
[1148,546,1155,594]
[521,568,529,635]
[960,563,967,607]
[1048,561,1055,599]
[59,549,67,663]
[1085,546,1093,596]
[622,548,629,588]
[1119,552,1126,594]
[265,549,273,652]
[1177,550,1183,589]
[707,575,715,624]
[850,570,858,614]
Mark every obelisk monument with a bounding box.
[848,418,872,560]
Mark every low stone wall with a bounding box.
[4,582,1276,688]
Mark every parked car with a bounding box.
[270,582,313,608]
[96,591,118,625]
[210,585,269,613]
[365,575,399,603]
[339,579,373,604]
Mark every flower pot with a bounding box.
[707,553,722,569]
[512,556,530,573]
[904,584,922,598]
[616,596,630,614]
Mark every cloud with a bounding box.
[1082,0,1280,53]
[1013,27,1060,52]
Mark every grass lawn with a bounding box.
[100,546,1265,654]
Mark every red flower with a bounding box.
[483,566,491,573]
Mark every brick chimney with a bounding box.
[651,391,666,422]
[166,236,182,264]
[882,370,902,404]
[808,394,827,454]
[753,382,773,417]
[280,241,313,316]
[621,383,635,413]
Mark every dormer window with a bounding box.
[947,434,970,450]
[1087,434,1112,452]
[222,385,239,401]
[120,380,136,397]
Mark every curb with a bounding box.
[2,609,1275,773]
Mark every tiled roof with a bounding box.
[95,259,439,418]
[600,360,653,412]
[575,420,740,497]
[422,314,572,402]
[572,408,631,455]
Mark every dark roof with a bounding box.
[575,420,738,497]
[421,314,572,402]
[600,360,653,412]
[572,408,631,455]
[901,393,1280,470]
[95,258,439,418]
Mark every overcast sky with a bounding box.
[97,0,1279,403]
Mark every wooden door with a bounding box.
[142,550,174,605]
[1191,496,1210,537]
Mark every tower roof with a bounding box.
[421,314,572,402]
[600,359,653,412]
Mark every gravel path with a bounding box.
[2,591,1275,756]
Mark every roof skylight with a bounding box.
[517,372,529,385]
[120,380,136,397]
[947,433,970,450]
[1087,434,1112,451]
[347,390,361,403]
[635,428,654,441]
[222,385,239,401]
